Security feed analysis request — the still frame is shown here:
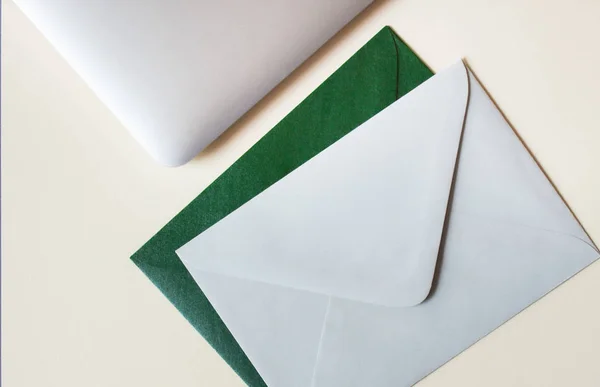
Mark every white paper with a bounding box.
[177,61,599,387]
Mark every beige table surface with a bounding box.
[3,0,600,386]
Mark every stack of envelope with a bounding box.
[132,27,599,387]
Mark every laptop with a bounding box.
[14,0,373,166]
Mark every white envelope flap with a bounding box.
[177,62,470,307]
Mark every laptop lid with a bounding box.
[15,0,373,166]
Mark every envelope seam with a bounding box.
[452,209,600,255]
[309,296,332,387]
[426,61,471,302]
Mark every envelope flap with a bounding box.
[177,62,469,307]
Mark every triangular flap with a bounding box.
[177,61,470,307]
[310,67,600,387]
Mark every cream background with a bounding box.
[2,0,600,386]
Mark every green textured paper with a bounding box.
[131,26,432,387]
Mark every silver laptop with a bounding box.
[15,0,373,166]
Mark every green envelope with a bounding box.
[131,26,432,387]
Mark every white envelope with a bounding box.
[177,62,599,387]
